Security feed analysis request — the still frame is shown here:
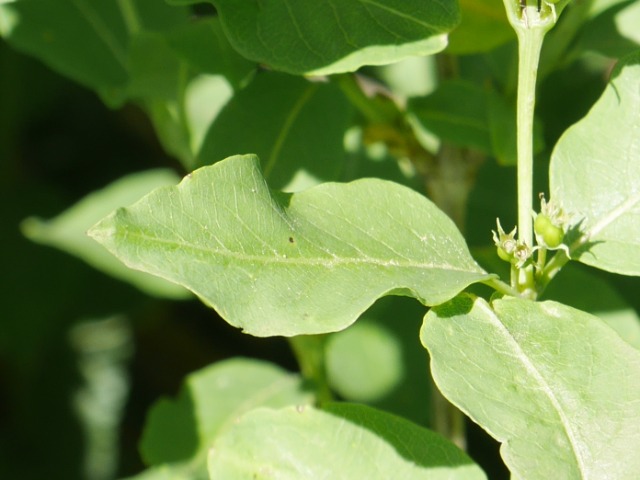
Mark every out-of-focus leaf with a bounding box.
[198,73,351,191]
[447,0,514,54]
[165,17,255,88]
[409,81,543,164]
[22,169,189,299]
[127,358,313,480]
[325,296,431,425]
[576,0,640,59]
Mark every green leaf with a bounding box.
[0,0,129,89]
[550,52,640,275]
[197,73,351,191]
[0,0,190,94]
[409,81,492,154]
[421,295,640,479]
[543,263,640,350]
[22,169,189,299]
[208,403,487,480]
[209,0,460,76]
[409,81,544,165]
[576,1,640,59]
[89,154,491,337]
[447,0,514,55]
[133,358,312,479]
[164,17,255,88]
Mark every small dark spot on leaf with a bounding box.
[288,236,294,243]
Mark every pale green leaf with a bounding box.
[421,295,640,479]
[197,73,351,191]
[209,0,460,76]
[550,52,640,275]
[208,403,487,480]
[543,263,640,350]
[22,169,189,299]
[89,154,491,337]
[326,319,404,402]
[129,358,312,480]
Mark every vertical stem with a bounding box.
[513,19,550,296]
[515,27,546,251]
[289,335,333,405]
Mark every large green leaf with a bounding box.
[208,403,487,480]
[421,295,640,479]
[550,52,640,275]
[22,169,189,299]
[447,0,514,55]
[207,0,459,76]
[89,154,491,337]
[197,73,351,191]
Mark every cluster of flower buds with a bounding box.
[493,194,571,268]
[492,219,532,268]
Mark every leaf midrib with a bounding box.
[484,301,588,477]
[107,227,486,274]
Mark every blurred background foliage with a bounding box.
[1,0,640,478]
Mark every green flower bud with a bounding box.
[534,194,568,250]
[534,214,564,248]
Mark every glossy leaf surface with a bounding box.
[209,0,460,75]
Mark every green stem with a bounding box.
[484,277,521,297]
[288,335,333,405]
[515,27,547,295]
[502,0,555,296]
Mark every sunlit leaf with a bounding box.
[551,52,640,275]
[421,295,640,478]
[208,403,487,480]
[89,154,491,337]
